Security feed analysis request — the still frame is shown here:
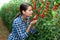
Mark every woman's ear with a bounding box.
[22,10,26,14]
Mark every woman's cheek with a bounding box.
[27,11,32,16]
[29,12,32,16]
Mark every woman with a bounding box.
[8,3,37,40]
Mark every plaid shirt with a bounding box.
[8,15,36,40]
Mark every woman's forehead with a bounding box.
[27,6,32,10]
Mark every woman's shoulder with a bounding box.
[13,16,22,23]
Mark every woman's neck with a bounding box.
[21,15,27,22]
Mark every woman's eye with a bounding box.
[29,9,31,11]
[29,10,32,11]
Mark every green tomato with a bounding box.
[54,1,57,5]
[52,10,57,17]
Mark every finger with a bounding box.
[34,20,37,23]
[34,20,37,21]
[35,20,37,22]
[33,14,36,18]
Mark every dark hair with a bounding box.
[14,3,32,19]
[20,3,32,15]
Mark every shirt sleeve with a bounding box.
[13,21,28,40]
[30,26,36,34]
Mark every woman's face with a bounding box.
[24,6,33,17]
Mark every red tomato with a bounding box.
[40,12,45,18]
[53,5,58,11]
[31,14,39,22]
[33,2,36,10]
[31,14,39,21]
[46,5,49,10]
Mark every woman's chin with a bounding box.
[30,15,32,17]
[27,15,32,17]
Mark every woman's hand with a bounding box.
[30,14,38,26]
[30,20,37,26]
[26,20,37,33]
